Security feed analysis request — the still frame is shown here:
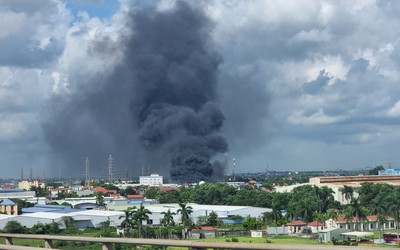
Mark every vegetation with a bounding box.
[177,202,193,227]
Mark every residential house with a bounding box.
[307,221,325,233]
[0,199,18,215]
[288,220,307,233]
[326,215,396,231]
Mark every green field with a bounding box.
[198,235,319,244]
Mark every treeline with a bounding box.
[147,182,400,223]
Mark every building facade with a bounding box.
[139,174,163,186]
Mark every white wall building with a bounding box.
[146,203,271,225]
[139,174,163,186]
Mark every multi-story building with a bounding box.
[139,174,163,186]
[18,180,45,190]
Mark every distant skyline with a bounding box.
[1,0,400,179]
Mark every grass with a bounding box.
[198,235,319,244]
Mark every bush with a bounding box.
[4,221,24,233]
[231,237,239,242]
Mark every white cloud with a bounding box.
[387,101,400,117]
[288,29,332,44]
[2,0,400,176]
[287,108,346,125]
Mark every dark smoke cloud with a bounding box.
[41,1,227,183]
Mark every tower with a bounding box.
[20,167,24,180]
[108,154,114,183]
[84,157,90,185]
[232,158,236,182]
[224,153,228,176]
[30,167,33,181]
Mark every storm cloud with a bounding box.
[41,1,227,182]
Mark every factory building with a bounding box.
[0,203,270,230]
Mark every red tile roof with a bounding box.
[336,215,394,223]
[127,194,144,199]
[307,221,324,227]
[288,220,307,226]
[160,186,178,191]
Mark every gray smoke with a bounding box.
[41,1,227,182]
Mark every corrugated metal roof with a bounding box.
[19,212,65,220]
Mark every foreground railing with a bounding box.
[0,233,393,250]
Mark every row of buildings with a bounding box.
[0,200,271,232]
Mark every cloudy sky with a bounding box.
[1,0,400,179]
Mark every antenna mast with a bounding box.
[84,157,90,185]
[108,154,114,183]
[232,158,236,182]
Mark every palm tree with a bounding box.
[374,202,388,243]
[298,198,313,222]
[269,201,282,235]
[161,209,176,239]
[326,208,338,221]
[119,207,136,233]
[313,211,327,232]
[161,209,176,227]
[177,202,193,227]
[349,198,367,231]
[342,185,354,204]
[343,206,354,230]
[134,205,152,238]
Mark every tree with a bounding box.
[134,205,152,238]
[177,203,193,226]
[348,198,367,231]
[119,207,136,231]
[342,185,354,203]
[61,216,79,234]
[207,211,220,226]
[373,201,388,242]
[4,221,24,233]
[10,199,34,215]
[368,165,384,175]
[95,192,106,209]
[61,216,75,228]
[47,222,61,234]
[161,209,176,227]
[313,211,327,232]
[31,223,47,234]
[264,200,283,235]
[389,190,400,243]
[161,209,176,239]
[326,208,338,223]
[242,216,262,230]
[144,187,158,199]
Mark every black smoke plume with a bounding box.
[41,1,227,183]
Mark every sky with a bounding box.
[1,0,400,179]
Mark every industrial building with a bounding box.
[145,203,271,225]
[0,203,271,230]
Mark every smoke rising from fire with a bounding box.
[41,1,227,182]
